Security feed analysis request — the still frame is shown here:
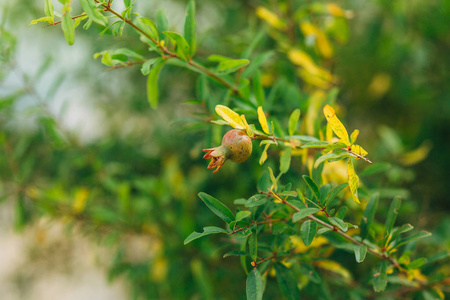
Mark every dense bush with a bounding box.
[1,0,449,299]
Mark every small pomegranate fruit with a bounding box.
[202,129,253,173]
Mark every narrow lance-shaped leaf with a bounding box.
[61,2,75,45]
[354,245,367,263]
[217,59,250,75]
[253,71,265,106]
[80,0,108,27]
[323,104,350,145]
[184,226,228,244]
[350,129,359,145]
[347,159,360,204]
[246,268,264,300]
[314,152,353,168]
[385,196,401,234]
[325,182,348,207]
[301,220,317,246]
[293,208,320,222]
[249,232,257,261]
[259,144,269,165]
[279,147,292,174]
[288,109,301,136]
[156,8,169,43]
[274,263,301,300]
[360,193,379,240]
[303,175,320,201]
[164,31,190,61]
[373,260,388,292]
[257,106,270,134]
[215,105,245,129]
[198,192,235,224]
[184,0,197,56]
[147,58,166,108]
[45,0,54,19]
[394,231,431,248]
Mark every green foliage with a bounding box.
[1,0,449,299]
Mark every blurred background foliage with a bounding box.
[0,0,449,299]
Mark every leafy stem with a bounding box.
[94,0,244,97]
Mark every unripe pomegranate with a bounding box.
[202,129,253,173]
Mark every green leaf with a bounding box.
[323,142,347,152]
[217,59,250,75]
[361,163,391,176]
[336,206,347,220]
[29,16,54,25]
[328,217,348,232]
[135,17,159,42]
[45,0,54,18]
[373,261,388,292]
[279,147,292,174]
[245,194,268,208]
[354,245,367,263]
[288,109,301,136]
[249,233,257,261]
[236,211,252,222]
[360,193,378,240]
[395,231,432,248]
[184,226,228,244]
[301,141,329,148]
[146,58,166,108]
[385,196,401,234]
[223,251,249,258]
[140,58,158,76]
[253,71,265,106]
[292,208,320,222]
[184,0,197,56]
[325,183,348,207]
[274,263,301,300]
[198,192,235,224]
[246,268,264,300]
[156,8,169,43]
[408,258,427,269]
[301,220,317,246]
[80,0,108,27]
[164,31,191,61]
[61,3,75,45]
[101,52,113,66]
[123,0,131,7]
[314,152,353,168]
[303,175,320,201]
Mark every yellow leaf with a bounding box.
[260,144,270,165]
[268,167,277,192]
[288,49,319,74]
[326,123,333,141]
[347,159,360,204]
[315,260,352,283]
[255,7,286,30]
[73,188,89,214]
[300,22,333,58]
[323,105,350,145]
[326,3,345,17]
[368,73,392,99]
[215,105,245,129]
[350,129,359,144]
[350,144,368,157]
[290,235,328,253]
[257,106,270,134]
[400,141,432,166]
[240,114,254,137]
